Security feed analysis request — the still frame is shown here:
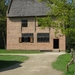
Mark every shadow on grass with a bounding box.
[0,60,22,72]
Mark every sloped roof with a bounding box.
[7,0,50,17]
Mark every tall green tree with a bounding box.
[38,0,75,50]
[0,0,7,48]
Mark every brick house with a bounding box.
[6,0,66,51]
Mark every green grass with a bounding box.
[52,54,74,75]
[0,49,42,54]
[0,55,29,70]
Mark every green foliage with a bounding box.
[39,0,75,35]
[37,16,52,28]
[0,0,7,49]
[0,0,7,32]
[66,28,75,50]
[52,54,74,75]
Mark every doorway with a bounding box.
[53,39,59,49]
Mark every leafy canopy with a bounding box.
[0,0,7,32]
[38,0,75,36]
[0,0,7,48]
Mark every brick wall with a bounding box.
[7,17,66,51]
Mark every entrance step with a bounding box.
[53,49,60,52]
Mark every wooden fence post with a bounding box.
[66,48,74,72]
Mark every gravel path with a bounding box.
[0,52,65,75]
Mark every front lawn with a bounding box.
[0,49,42,54]
[52,54,74,75]
[0,55,29,70]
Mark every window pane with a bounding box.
[22,20,28,27]
[37,33,49,42]
[22,33,34,43]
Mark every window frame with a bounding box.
[37,33,50,43]
[21,20,28,27]
[21,33,34,43]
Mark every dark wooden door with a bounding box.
[53,39,59,49]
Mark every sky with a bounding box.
[5,0,9,5]
[68,0,72,3]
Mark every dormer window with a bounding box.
[22,20,28,27]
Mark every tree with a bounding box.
[0,0,7,48]
[38,0,75,50]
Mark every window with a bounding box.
[37,33,49,42]
[22,20,28,27]
[22,33,34,43]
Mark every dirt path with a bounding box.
[0,52,65,75]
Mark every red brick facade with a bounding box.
[6,17,66,51]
